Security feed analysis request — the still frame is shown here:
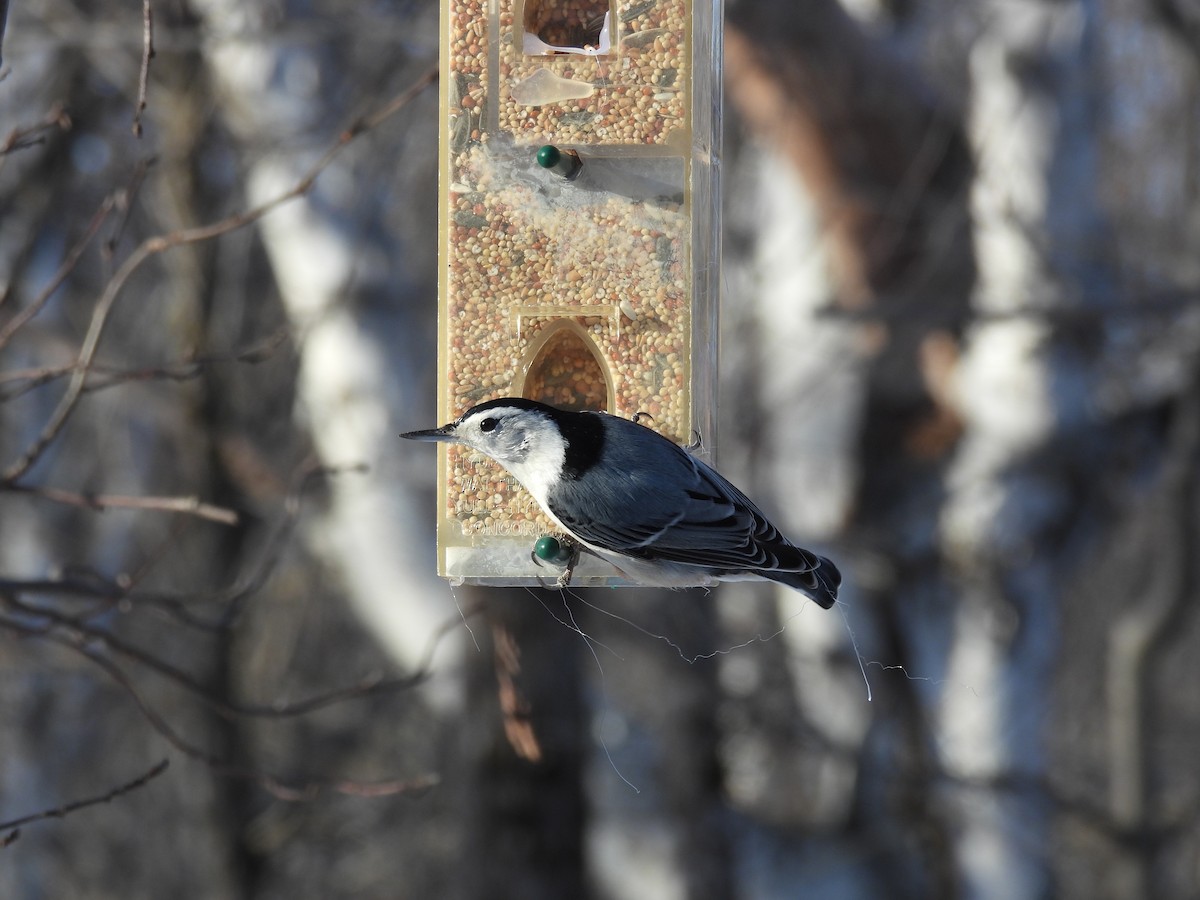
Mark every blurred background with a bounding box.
[2,0,1200,897]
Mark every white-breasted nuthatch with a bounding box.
[401,398,840,607]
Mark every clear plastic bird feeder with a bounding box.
[435,0,722,585]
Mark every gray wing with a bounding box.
[546,415,823,577]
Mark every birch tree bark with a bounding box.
[924,3,1113,895]
[724,0,1116,896]
[189,0,457,686]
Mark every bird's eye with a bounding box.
[479,417,498,433]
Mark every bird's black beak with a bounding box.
[400,423,458,443]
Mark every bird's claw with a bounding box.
[632,411,701,453]
[555,539,580,588]
[530,534,581,589]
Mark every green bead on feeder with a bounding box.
[536,145,583,181]
[533,534,575,566]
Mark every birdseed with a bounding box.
[440,0,709,564]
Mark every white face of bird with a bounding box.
[401,404,567,501]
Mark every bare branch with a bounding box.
[103,155,157,262]
[0,105,70,163]
[0,616,441,802]
[0,760,169,845]
[0,587,478,721]
[4,483,240,525]
[0,158,152,350]
[0,197,115,347]
[132,0,156,138]
[0,326,290,401]
[210,459,367,628]
[0,64,437,485]
[0,460,363,632]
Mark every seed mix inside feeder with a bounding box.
[436,0,722,584]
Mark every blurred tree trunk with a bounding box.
[725,0,1108,896]
[459,588,589,900]
[1101,379,1199,899]
[925,4,1112,895]
[581,591,735,900]
[190,0,454,684]
[725,2,975,895]
[458,586,735,900]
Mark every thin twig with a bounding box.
[0,104,70,162]
[0,461,356,639]
[104,155,157,261]
[0,759,169,843]
[132,0,155,137]
[5,483,240,525]
[0,617,439,802]
[118,513,195,602]
[0,157,153,348]
[216,459,363,627]
[0,326,290,401]
[0,586,481,722]
[0,572,236,635]
[0,64,437,486]
[1,460,359,615]
[0,196,111,351]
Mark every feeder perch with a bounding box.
[436,0,722,584]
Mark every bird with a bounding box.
[401,397,840,608]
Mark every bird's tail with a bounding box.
[773,554,841,609]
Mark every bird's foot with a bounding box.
[530,534,580,589]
